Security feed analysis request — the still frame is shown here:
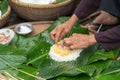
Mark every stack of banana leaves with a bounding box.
[0,17,120,80]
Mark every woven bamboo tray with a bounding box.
[0,6,11,28]
[8,0,74,21]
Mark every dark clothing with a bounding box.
[74,0,120,51]
[95,26,120,51]
[100,0,120,18]
[74,0,100,19]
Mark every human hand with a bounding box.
[86,23,99,33]
[50,21,73,43]
[63,33,97,49]
[50,14,79,43]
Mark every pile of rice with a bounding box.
[19,0,56,4]
[49,41,83,62]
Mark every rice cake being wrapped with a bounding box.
[49,40,83,62]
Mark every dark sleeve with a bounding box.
[95,25,120,51]
[74,0,100,19]
[100,0,120,18]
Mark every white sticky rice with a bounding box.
[49,41,83,62]
[19,0,56,4]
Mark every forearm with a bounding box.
[92,11,119,25]
[67,0,100,28]
[74,0,100,19]
[88,34,97,45]
[95,25,120,51]
[66,14,79,27]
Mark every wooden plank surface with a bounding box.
[6,21,53,36]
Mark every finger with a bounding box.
[88,25,97,30]
[63,38,72,46]
[55,31,61,42]
[87,26,97,33]
[63,38,70,42]
[72,33,78,36]
[69,45,80,50]
[117,57,120,60]
[59,30,65,40]
[55,30,63,42]
[88,27,96,33]
[59,29,69,40]
[50,30,57,41]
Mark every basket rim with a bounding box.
[1,6,11,20]
[9,0,73,8]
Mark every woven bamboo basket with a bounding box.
[8,0,74,21]
[0,6,11,28]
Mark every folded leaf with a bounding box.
[88,50,115,64]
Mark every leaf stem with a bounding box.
[1,59,46,80]
[26,53,48,65]
[105,69,120,75]
[4,71,18,80]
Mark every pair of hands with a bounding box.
[50,22,97,49]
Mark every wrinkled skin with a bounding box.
[63,33,96,50]
[50,14,78,43]
[87,10,119,33]
[50,21,73,43]
[50,10,119,50]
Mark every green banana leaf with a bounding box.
[0,65,38,80]
[96,73,120,80]
[37,45,98,79]
[87,50,115,64]
[51,74,91,80]
[95,60,120,80]
[12,17,90,79]
[0,45,26,70]
[51,60,113,80]
[12,65,38,80]
[0,0,8,14]
[0,55,26,69]
[0,17,119,80]
[55,0,66,3]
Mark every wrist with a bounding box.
[88,35,97,45]
[67,14,79,27]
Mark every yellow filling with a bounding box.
[53,41,71,57]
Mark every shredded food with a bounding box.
[0,33,10,44]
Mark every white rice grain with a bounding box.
[19,0,56,4]
[49,45,83,62]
